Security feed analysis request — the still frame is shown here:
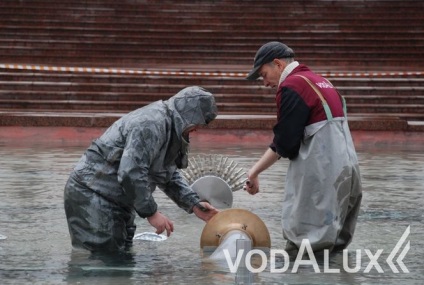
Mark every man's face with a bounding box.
[182,125,197,141]
[258,60,286,89]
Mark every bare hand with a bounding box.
[147,211,174,237]
[193,202,219,222]
[244,171,260,195]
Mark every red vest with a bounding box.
[276,64,345,125]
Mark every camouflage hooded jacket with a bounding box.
[68,86,218,218]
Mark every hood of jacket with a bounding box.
[164,86,218,168]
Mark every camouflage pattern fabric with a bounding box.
[64,86,218,252]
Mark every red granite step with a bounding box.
[0,99,278,113]
[0,0,423,132]
[1,80,421,96]
[0,110,420,132]
[0,0,422,70]
[2,71,424,87]
[1,41,421,58]
[2,98,424,116]
[2,90,424,107]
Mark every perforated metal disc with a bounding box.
[133,232,167,241]
[191,176,233,209]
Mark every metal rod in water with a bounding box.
[235,239,253,285]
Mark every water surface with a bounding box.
[0,141,423,284]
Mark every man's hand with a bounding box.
[193,202,219,222]
[244,171,260,195]
[147,211,174,237]
[243,148,279,195]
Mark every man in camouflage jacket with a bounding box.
[64,86,219,252]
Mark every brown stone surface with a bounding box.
[0,0,423,132]
[0,111,419,131]
[1,126,423,152]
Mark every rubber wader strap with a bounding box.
[295,74,333,120]
[323,78,348,118]
[341,96,347,118]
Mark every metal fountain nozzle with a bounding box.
[181,154,247,209]
[181,155,271,261]
[200,208,271,252]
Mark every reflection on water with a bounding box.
[0,141,423,284]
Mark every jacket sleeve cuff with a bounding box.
[187,197,202,214]
[136,201,158,218]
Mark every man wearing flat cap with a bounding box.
[244,41,362,253]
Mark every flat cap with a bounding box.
[246,41,295,80]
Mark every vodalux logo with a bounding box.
[224,226,411,274]
[386,225,410,273]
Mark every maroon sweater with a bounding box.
[270,64,345,159]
